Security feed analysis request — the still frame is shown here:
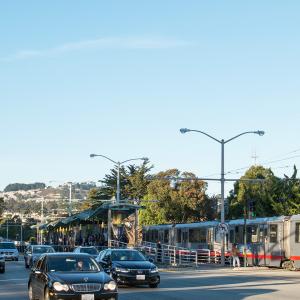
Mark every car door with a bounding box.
[100,250,112,272]
[30,256,43,298]
[34,256,47,299]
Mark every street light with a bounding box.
[89,154,148,203]
[180,128,265,266]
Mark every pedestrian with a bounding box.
[156,240,162,263]
[231,243,240,268]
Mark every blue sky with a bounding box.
[1,1,300,195]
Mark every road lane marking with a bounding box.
[0,278,27,282]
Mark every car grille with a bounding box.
[0,252,14,255]
[71,283,101,292]
[128,269,149,275]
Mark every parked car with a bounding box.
[28,253,118,300]
[0,254,5,273]
[73,246,99,259]
[0,241,19,261]
[24,245,55,268]
[96,248,160,288]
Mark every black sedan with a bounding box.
[28,253,118,300]
[96,249,160,288]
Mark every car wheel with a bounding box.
[44,287,51,300]
[149,283,158,288]
[0,268,4,274]
[28,283,35,300]
[15,258,19,261]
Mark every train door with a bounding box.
[158,230,164,244]
[207,227,214,250]
[182,229,189,248]
[257,224,267,266]
[266,223,283,267]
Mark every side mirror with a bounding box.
[148,257,154,263]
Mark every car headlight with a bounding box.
[104,281,117,291]
[150,267,158,273]
[53,282,69,292]
[115,267,129,273]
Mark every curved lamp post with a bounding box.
[179,128,265,266]
[89,154,148,203]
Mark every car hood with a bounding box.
[113,261,155,269]
[48,271,111,284]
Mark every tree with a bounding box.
[81,188,109,210]
[139,169,214,226]
[4,182,46,192]
[0,198,5,218]
[228,165,300,219]
[270,165,300,216]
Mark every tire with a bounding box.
[15,258,19,261]
[149,283,158,288]
[28,283,35,300]
[0,268,4,273]
[282,260,296,271]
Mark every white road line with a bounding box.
[0,278,27,282]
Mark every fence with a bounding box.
[139,241,231,266]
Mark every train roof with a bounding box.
[143,216,290,230]
[143,221,219,230]
[175,221,219,228]
[228,216,286,225]
[143,224,174,230]
[290,214,300,221]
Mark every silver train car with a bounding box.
[142,214,300,269]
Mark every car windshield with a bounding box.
[0,243,16,249]
[47,256,100,272]
[33,247,55,254]
[111,250,146,261]
[81,248,98,255]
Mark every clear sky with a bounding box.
[1,1,300,196]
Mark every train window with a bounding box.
[295,223,300,243]
[269,224,278,243]
[189,229,199,243]
[164,230,169,244]
[177,229,182,243]
[235,226,243,244]
[189,228,206,243]
[259,226,266,242]
[229,230,234,243]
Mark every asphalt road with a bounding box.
[1,260,300,300]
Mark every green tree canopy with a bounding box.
[228,165,300,219]
[139,169,216,225]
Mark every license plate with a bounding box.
[81,294,94,300]
[136,275,145,280]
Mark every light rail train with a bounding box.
[142,215,300,269]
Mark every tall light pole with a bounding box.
[89,154,148,203]
[67,182,72,216]
[180,128,265,266]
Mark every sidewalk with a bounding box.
[158,263,270,272]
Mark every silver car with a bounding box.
[0,241,19,261]
[24,245,55,268]
[73,246,99,259]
